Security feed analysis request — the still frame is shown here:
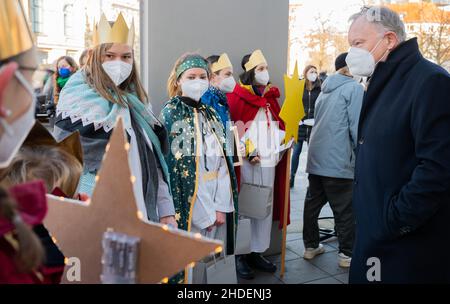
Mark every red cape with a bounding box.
[227,85,290,229]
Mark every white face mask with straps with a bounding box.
[102,60,133,86]
[218,76,236,93]
[346,36,390,77]
[0,70,36,168]
[255,70,270,86]
[181,79,209,102]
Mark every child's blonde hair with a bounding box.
[3,146,83,198]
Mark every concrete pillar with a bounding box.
[140,0,289,115]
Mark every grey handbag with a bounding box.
[238,167,273,219]
[235,218,251,255]
[193,253,237,284]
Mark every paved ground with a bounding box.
[238,146,349,284]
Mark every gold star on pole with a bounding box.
[44,118,221,284]
[279,62,305,143]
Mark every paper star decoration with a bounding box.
[44,118,221,284]
[279,62,305,143]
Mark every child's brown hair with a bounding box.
[3,146,83,198]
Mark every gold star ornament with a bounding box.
[44,118,221,284]
[279,62,305,143]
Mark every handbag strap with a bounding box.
[251,165,264,188]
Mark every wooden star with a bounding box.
[279,62,305,143]
[44,118,221,284]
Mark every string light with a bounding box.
[130,176,136,184]
[161,277,169,284]
[137,211,144,220]
[124,143,130,151]
[215,246,223,254]
[95,175,100,182]
[52,237,58,244]
[162,225,169,231]
[189,262,196,268]
[105,144,111,152]
[194,233,202,239]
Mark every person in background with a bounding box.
[53,56,78,105]
[290,65,322,188]
[319,71,328,83]
[302,53,363,268]
[203,53,236,129]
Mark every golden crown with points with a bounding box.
[92,12,135,47]
[0,0,34,61]
[211,53,233,73]
[245,49,267,72]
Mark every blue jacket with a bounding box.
[201,86,231,129]
[306,73,364,179]
[350,38,450,284]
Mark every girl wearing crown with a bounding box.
[227,50,291,280]
[160,53,239,283]
[53,13,177,228]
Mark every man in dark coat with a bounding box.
[346,6,450,284]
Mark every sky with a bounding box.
[289,0,367,72]
[291,0,365,32]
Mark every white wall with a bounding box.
[140,0,290,114]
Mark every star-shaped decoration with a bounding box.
[175,151,183,160]
[279,62,305,143]
[44,118,221,284]
[183,170,190,178]
[175,213,181,221]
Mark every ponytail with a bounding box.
[0,187,44,273]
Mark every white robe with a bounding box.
[188,111,234,284]
[240,108,284,253]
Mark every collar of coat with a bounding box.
[361,38,422,123]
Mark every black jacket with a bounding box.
[298,81,321,142]
[350,38,450,284]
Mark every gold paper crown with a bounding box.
[0,0,34,61]
[245,49,267,72]
[211,53,233,73]
[93,13,135,47]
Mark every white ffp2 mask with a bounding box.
[181,79,209,102]
[218,76,236,93]
[255,70,270,86]
[0,71,36,168]
[102,61,133,86]
[346,38,388,77]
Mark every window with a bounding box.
[30,0,43,33]
[64,4,74,37]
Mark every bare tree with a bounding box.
[304,13,349,72]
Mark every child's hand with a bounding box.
[78,193,90,202]
[160,216,178,229]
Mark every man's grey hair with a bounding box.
[349,6,407,42]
